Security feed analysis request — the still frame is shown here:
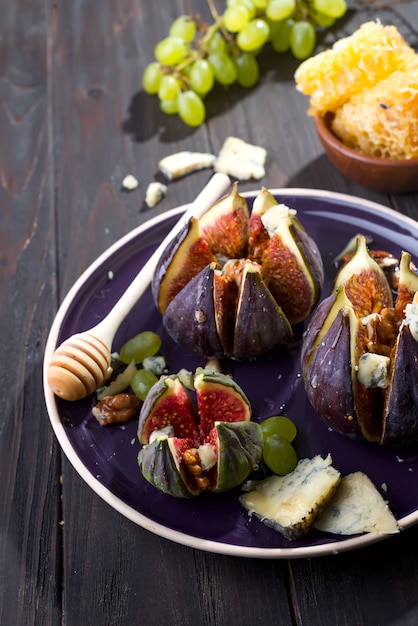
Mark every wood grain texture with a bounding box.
[0,1,62,625]
[1,0,418,624]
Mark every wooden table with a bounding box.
[2,1,418,624]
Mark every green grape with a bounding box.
[253,0,268,8]
[260,416,297,443]
[312,0,347,18]
[236,19,270,52]
[227,0,257,19]
[158,74,181,101]
[208,51,238,85]
[130,369,158,401]
[160,98,178,114]
[177,90,206,126]
[223,5,251,33]
[142,62,163,94]
[290,20,316,60]
[120,331,161,365]
[206,31,227,54]
[271,18,292,52]
[189,59,215,95]
[310,9,335,28]
[262,434,298,475]
[154,36,188,66]
[169,15,196,42]
[266,0,296,22]
[235,52,259,87]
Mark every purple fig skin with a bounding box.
[302,308,363,440]
[138,437,200,498]
[381,326,418,446]
[163,264,226,359]
[291,219,325,303]
[301,292,337,373]
[232,265,293,360]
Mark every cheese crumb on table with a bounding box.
[215,136,267,180]
[158,151,216,180]
[121,174,139,191]
[145,181,168,208]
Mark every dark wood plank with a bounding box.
[0,1,62,625]
[2,0,418,624]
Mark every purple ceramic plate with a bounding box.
[43,188,418,559]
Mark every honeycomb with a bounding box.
[331,67,418,159]
[294,21,416,115]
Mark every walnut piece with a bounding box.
[183,448,210,490]
[92,393,141,426]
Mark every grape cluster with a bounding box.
[142,0,347,127]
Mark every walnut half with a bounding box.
[92,393,141,426]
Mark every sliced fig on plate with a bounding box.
[248,187,284,262]
[194,368,251,436]
[138,432,201,498]
[334,235,393,316]
[394,251,418,318]
[261,213,324,324]
[137,369,262,498]
[232,260,293,360]
[381,291,418,445]
[152,216,217,314]
[137,375,198,444]
[302,235,418,446]
[198,182,249,260]
[153,184,324,361]
[302,287,366,440]
[208,421,263,493]
[163,263,225,359]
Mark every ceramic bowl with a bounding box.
[314,112,418,194]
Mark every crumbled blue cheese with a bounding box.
[122,174,139,191]
[149,426,175,443]
[197,444,217,471]
[158,151,216,180]
[356,352,390,388]
[402,301,418,342]
[240,454,341,540]
[215,136,267,180]
[314,472,400,535]
[260,204,297,237]
[145,181,167,208]
[143,355,168,376]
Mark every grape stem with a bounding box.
[205,0,235,46]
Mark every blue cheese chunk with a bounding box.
[314,472,400,535]
[158,151,216,180]
[215,136,267,180]
[402,300,418,342]
[260,204,297,237]
[240,454,341,540]
[145,181,168,208]
[356,352,390,388]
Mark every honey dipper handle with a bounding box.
[93,173,231,345]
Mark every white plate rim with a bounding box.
[43,187,418,559]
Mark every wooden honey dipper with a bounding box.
[47,173,231,401]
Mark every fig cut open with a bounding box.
[137,368,263,498]
[152,184,324,361]
[302,236,418,446]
